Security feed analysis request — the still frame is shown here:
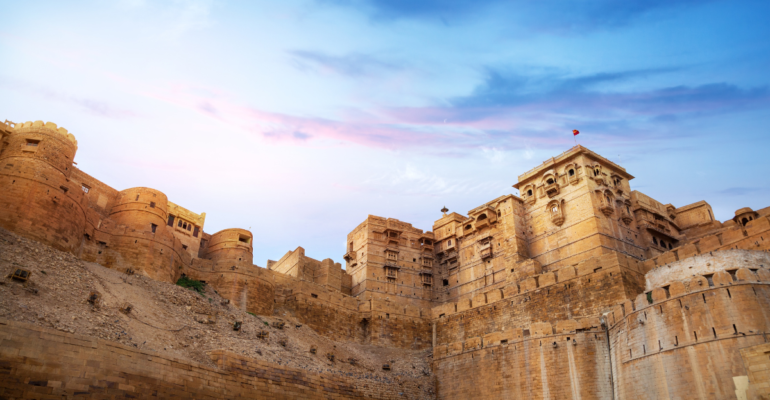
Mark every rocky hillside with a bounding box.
[0,227,435,398]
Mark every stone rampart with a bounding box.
[607,265,770,399]
[433,322,612,399]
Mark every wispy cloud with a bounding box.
[289,50,401,78]
[0,78,138,119]
[323,0,716,34]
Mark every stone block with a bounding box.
[698,235,722,253]
[503,284,519,298]
[678,243,699,260]
[472,293,487,308]
[746,216,770,237]
[539,272,556,287]
[530,322,553,337]
[713,270,733,286]
[457,298,472,312]
[668,281,686,297]
[463,337,482,352]
[736,268,759,282]
[651,287,668,303]
[510,259,542,282]
[757,269,770,282]
[483,331,501,347]
[447,342,463,355]
[520,276,538,293]
[554,320,577,333]
[557,266,576,281]
[657,251,677,266]
[577,258,599,276]
[486,289,503,303]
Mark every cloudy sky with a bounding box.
[1,0,768,266]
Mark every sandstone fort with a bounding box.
[0,118,769,399]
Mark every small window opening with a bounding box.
[741,218,748,226]
[151,223,157,233]
[135,195,139,201]
[546,178,554,184]
[167,215,175,227]
[443,279,449,286]
[653,237,658,245]
[178,220,183,227]
[187,224,191,231]
[568,169,574,177]
[150,202,156,208]
[193,227,199,237]
[238,235,250,243]
[704,274,714,287]
[311,293,318,298]
[527,189,533,196]
[182,245,188,250]
[81,185,90,194]
[25,139,40,147]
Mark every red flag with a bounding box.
[573,129,580,136]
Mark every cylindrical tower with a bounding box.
[109,187,168,231]
[200,228,254,264]
[0,120,86,252]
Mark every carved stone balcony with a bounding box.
[479,243,493,259]
[444,248,458,262]
[544,182,560,198]
[621,215,633,225]
[343,251,356,262]
[550,212,565,226]
[600,204,614,216]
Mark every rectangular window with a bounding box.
[150,202,156,208]
[193,227,199,237]
[167,215,175,227]
[178,220,183,227]
[238,235,250,243]
[187,224,191,231]
[81,184,90,194]
[151,223,157,233]
[25,139,40,147]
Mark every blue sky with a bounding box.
[1,0,768,266]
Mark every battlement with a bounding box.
[11,120,78,147]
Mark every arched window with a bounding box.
[668,242,673,250]
[594,168,600,177]
[552,206,558,213]
[653,237,658,245]
[741,218,748,226]
[568,169,575,177]
[465,224,472,230]
[497,210,501,217]
[527,189,533,196]
[478,214,487,221]
[546,178,554,184]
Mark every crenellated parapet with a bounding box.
[606,251,770,400]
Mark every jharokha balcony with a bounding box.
[544,182,560,198]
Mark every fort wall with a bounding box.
[433,327,613,399]
[607,265,770,399]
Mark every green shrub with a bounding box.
[176,276,206,295]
